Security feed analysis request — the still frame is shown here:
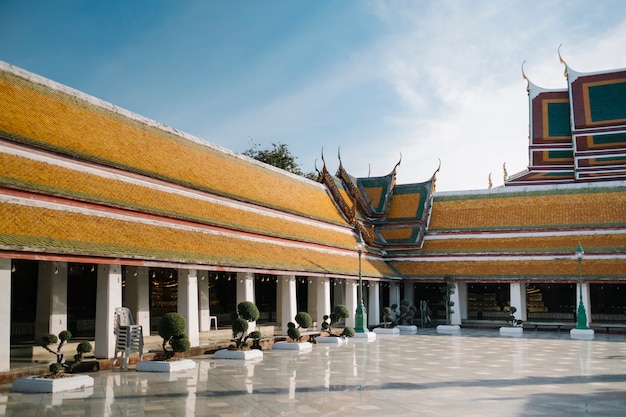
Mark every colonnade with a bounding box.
[0,260,402,372]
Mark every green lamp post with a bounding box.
[575,243,588,330]
[355,238,367,333]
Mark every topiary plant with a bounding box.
[393,299,417,325]
[158,312,191,360]
[505,306,523,327]
[382,306,395,328]
[41,330,72,366]
[321,304,355,337]
[40,330,94,374]
[287,311,313,342]
[440,275,456,325]
[231,301,261,350]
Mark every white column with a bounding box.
[279,275,297,334]
[344,280,357,328]
[236,272,255,304]
[389,282,401,307]
[197,271,211,331]
[404,282,415,306]
[368,282,380,327]
[457,282,468,321]
[35,261,68,339]
[577,282,592,326]
[316,278,331,327]
[450,282,462,325]
[510,282,527,321]
[95,264,123,359]
[178,269,200,347]
[0,259,11,372]
[124,266,150,330]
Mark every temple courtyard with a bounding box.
[1,328,625,416]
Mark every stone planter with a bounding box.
[316,336,349,345]
[13,374,94,393]
[397,325,418,334]
[570,328,595,340]
[272,341,313,351]
[136,358,196,372]
[373,327,400,335]
[214,349,264,360]
[352,331,377,341]
[436,324,461,334]
[499,326,523,337]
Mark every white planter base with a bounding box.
[499,326,524,337]
[397,325,418,335]
[570,328,595,340]
[373,327,400,335]
[352,331,377,341]
[272,341,313,351]
[437,324,461,334]
[13,374,94,393]
[316,336,348,345]
[136,358,196,373]
[214,349,264,360]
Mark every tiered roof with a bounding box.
[0,62,396,279]
[507,59,626,185]
[319,155,437,250]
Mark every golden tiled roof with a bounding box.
[1,198,395,278]
[0,71,346,225]
[394,258,626,280]
[429,189,626,231]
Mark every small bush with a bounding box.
[287,322,301,342]
[294,312,312,329]
[238,301,260,322]
[49,362,63,375]
[158,313,190,358]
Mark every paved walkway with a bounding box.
[1,328,626,416]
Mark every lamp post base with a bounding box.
[570,328,595,340]
[355,302,368,333]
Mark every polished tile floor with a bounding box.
[1,328,626,416]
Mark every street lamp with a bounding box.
[575,243,588,330]
[355,237,367,333]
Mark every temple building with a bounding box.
[0,56,625,374]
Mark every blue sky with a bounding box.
[2,1,626,191]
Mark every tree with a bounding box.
[242,141,317,180]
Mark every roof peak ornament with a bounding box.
[521,60,530,93]
[558,43,569,78]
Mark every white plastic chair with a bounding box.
[114,307,144,371]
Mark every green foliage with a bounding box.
[242,141,317,179]
[58,330,72,342]
[287,322,301,342]
[158,313,190,358]
[382,306,395,328]
[342,327,356,338]
[505,306,523,327]
[41,333,58,347]
[441,276,456,325]
[321,304,351,336]
[390,299,417,325]
[295,311,313,329]
[77,341,92,355]
[49,362,63,375]
[238,301,261,322]
[231,302,261,350]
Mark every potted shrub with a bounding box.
[499,306,524,337]
[317,304,355,344]
[136,312,196,372]
[437,276,461,334]
[393,299,418,334]
[215,301,263,359]
[273,311,314,351]
[374,306,400,335]
[12,331,95,393]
